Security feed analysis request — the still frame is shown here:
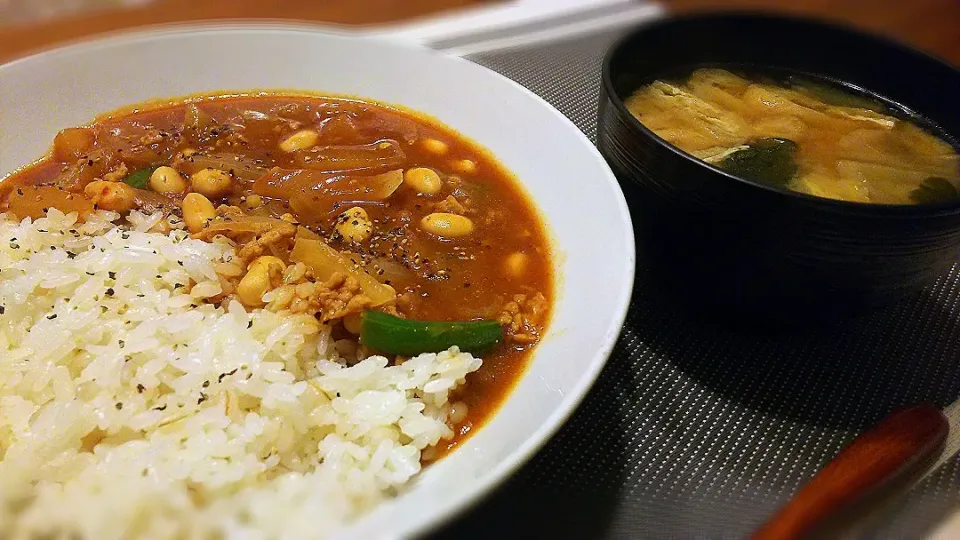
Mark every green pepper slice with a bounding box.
[359,310,503,357]
[123,166,159,189]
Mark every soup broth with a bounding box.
[625,67,960,204]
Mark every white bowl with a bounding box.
[0,24,635,539]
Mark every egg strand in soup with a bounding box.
[625,68,960,204]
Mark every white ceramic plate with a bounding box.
[0,24,635,540]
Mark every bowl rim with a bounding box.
[600,10,960,215]
[0,22,637,539]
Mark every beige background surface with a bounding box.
[1,0,960,65]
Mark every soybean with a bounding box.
[421,212,474,238]
[182,193,217,233]
[404,168,443,195]
[149,166,188,194]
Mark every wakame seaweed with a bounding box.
[909,177,960,205]
[718,138,799,188]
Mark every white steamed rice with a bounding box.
[0,209,481,539]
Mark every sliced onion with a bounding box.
[183,103,213,132]
[291,227,396,307]
[254,168,403,225]
[292,140,405,173]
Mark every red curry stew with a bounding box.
[0,94,552,455]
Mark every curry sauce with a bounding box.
[1,94,553,455]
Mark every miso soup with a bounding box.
[625,68,960,205]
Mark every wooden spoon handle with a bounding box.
[751,404,949,540]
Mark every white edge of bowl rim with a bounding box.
[0,22,638,539]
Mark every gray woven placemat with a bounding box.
[427,27,960,539]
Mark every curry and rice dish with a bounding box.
[0,94,551,538]
[626,68,960,204]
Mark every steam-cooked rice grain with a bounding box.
[0,210,480,539]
